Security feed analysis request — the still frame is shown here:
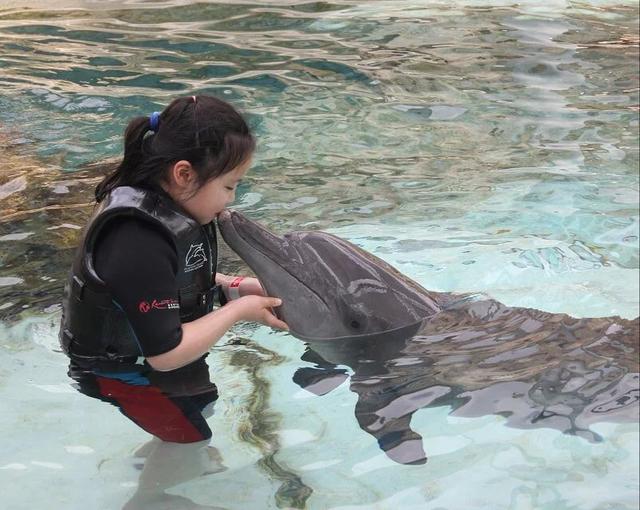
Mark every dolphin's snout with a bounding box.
[218,209,289,267]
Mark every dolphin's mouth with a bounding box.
[292,316,427,343]
[218,209,283,257]
[217,210,281,261]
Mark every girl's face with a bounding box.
[175,158,251,224]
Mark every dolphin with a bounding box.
[217,209,640,465]
[217,209,451,341]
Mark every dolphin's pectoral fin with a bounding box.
[353,401,427,465]
[354,409,427,465]
[293,347,349,396]
[377,428,427,465]
[300,347,335,367]
[292,367,349,396]
[348,383,451,465]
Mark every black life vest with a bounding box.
[59,186,221,365]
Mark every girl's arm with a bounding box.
[146,295,286,372]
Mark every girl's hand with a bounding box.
[232,295,289,331]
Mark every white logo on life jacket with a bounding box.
[185,243,207,272]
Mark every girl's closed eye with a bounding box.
[225,186,235,191]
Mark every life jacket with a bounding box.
[59,186,222,365]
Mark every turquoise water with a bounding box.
[0,1,638,509]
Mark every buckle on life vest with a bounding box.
[197,285,226,313]
[196,285,223,313]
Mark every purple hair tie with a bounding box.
[149,111,160,132]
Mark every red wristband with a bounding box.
[228,276,245,300]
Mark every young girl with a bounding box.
[60,95,288,373]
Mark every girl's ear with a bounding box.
[168,160,197,190]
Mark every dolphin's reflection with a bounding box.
[294,297,640,465]
[69,356,227,509]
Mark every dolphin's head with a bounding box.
[217,210,440,341]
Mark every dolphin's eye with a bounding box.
[338,295,369,333]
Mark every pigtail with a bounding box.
[95,116,153,201]
[94,95,255,202]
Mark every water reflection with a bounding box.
[124,439,226,510]
[69,355,227,510]
[294,297,639,465]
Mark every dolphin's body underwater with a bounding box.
[218,210,640,465]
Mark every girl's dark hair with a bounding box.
[95,95,255,201]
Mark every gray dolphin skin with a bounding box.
[217,209,445,341]
[217,209,640,466]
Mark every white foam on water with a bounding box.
[31,461,64,469]
[0,463,28,470]
[64,446,95,455]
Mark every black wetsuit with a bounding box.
[69,218,220,443]
[63,186,224,443]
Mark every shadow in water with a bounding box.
[294,296,639,465]
[124,439,227,510]
[68,356,228,510]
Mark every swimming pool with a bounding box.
[0,1,638,508]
